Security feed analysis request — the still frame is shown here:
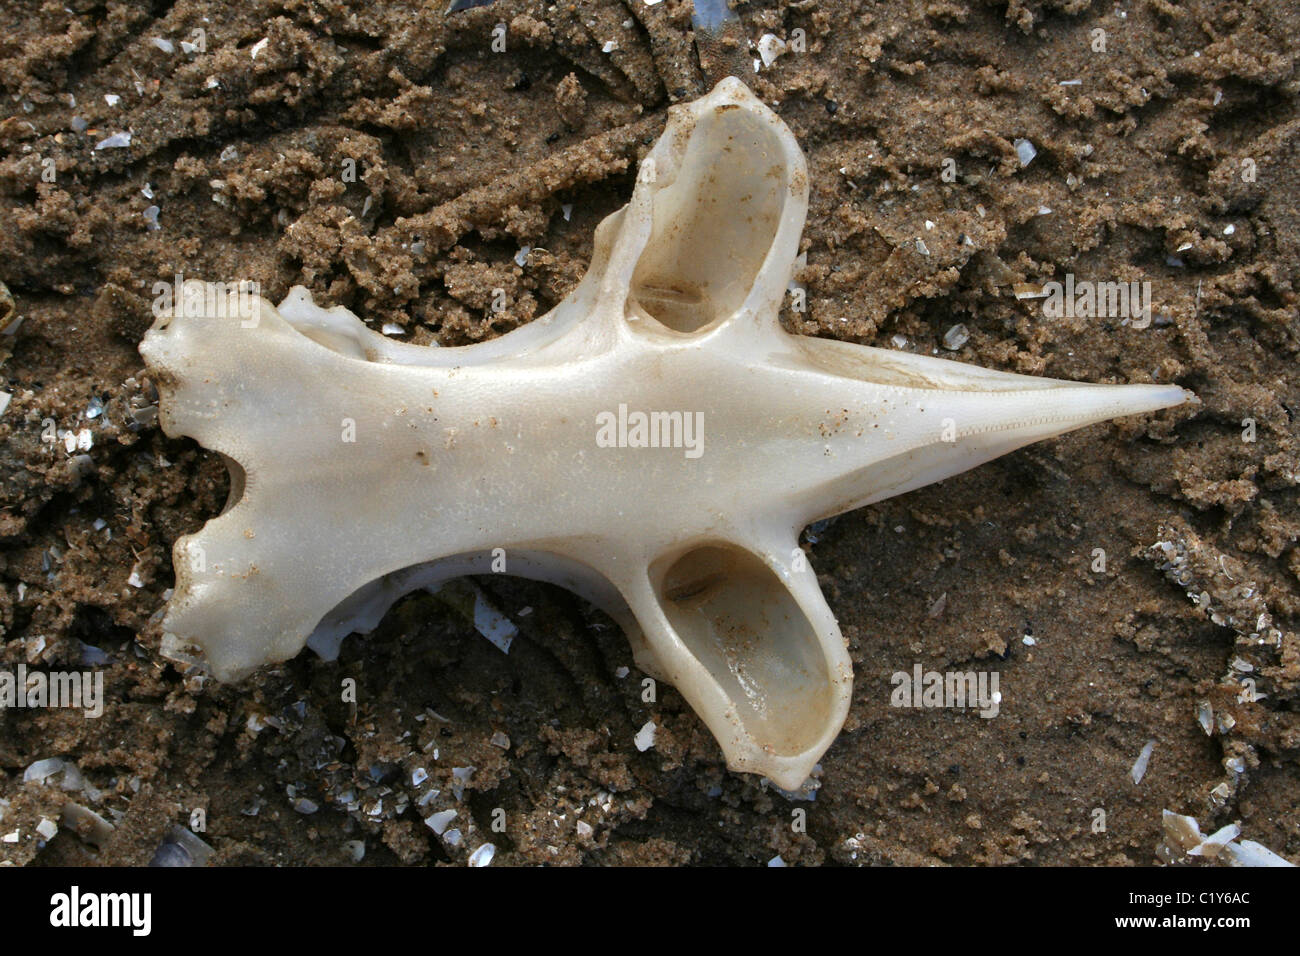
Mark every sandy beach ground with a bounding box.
[0,0,1296,865]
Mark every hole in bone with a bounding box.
[628,107,787,333]
[218,453,246,515]
[305,550,637,666]
[653,542,832,757]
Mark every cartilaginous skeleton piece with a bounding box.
[140,78,1190,789]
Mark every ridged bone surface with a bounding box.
[139,78,1190,789]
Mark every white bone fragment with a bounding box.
[140,79,1190,789]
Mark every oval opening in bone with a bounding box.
[217,453,247,515]
[628,105,788,334]
[303,549,640,665]
[652,542,832,757]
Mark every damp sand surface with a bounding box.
[0,0,1297,865]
